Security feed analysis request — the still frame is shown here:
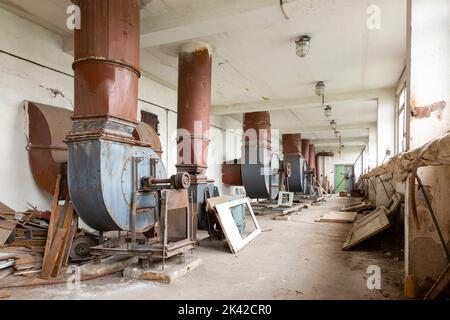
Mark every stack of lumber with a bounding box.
[0,202,50,250]
[0,247,44,278]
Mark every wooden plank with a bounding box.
[0,219,17,246]
[9,239,46,247]
[0,259,15,270]
[342,209,391,251]
[0,267,13,280]
[43,174,62,263]
[52,204,75,277]
[40,228,66,279]
[0,253,17,261]
[0,202,15,215]
[316,211,358,223]
[61,212,78,268]
[14,254,43,271]
[14,269,41,277]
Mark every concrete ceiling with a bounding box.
[0,0,407,146]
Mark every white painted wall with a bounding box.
[377,89,396,165]
[404,0,450,284]
[0,8,241,212]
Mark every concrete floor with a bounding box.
[7,196,404,300]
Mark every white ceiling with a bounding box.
[0,0,407,146]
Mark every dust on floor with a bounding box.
[5,196,404,300]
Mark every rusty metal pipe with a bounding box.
[301,139,311,166]
[176,42,212,176]
[243,112,272,146]
[282,134,302,156]
[222,161,243,186]
[308,144,316,173]
[72,0,141,124]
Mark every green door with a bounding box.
[334,165,346,193]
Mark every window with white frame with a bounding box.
[397,87,407,153]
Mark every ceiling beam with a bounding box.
[312,137,369,145]
[139,0,306,48]
[0,0,70,36]
[280,122,375,135]
[212,89,390,115]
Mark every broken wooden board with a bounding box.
[14,253,43,271]
[316,211,358,223]
[0,256,137,289]
[0,219,17,246]
[253,203,303,216]
[0,253,17,261]
[0,202,15,216]
[0,259,15,270]
[340,202,375,212]
[79,256,138,278]
[124,256,202,284]
[0,268,13,280]
[342,208,391,251]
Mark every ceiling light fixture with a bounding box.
[324,105,332,118]
[315,81,325,97]
[296,35,311,58]
[330,120,337,130]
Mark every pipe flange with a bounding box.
[72,56,141,78]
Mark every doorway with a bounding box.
[334,165,355,193]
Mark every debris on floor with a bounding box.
[315,211,358,223]
[342,192,403,250]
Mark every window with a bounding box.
[397,87,407,153]
[141,110,160,135]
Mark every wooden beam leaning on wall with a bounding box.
[41,173,78,280]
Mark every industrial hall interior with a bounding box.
[0,0,448,301]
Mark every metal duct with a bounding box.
[301,139,311,167]
[282,134,307,193]
[241,112,280,200]
[25,101,72,194]
[222,160,243,186]
[176,42,212,178]
[308,144,317,176]
[282,134,303,156]
[67,0,166,232]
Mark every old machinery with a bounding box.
[222,112,288,201]
[67,0,196,260]
[176,41,219,231]
[282,134,308,193]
